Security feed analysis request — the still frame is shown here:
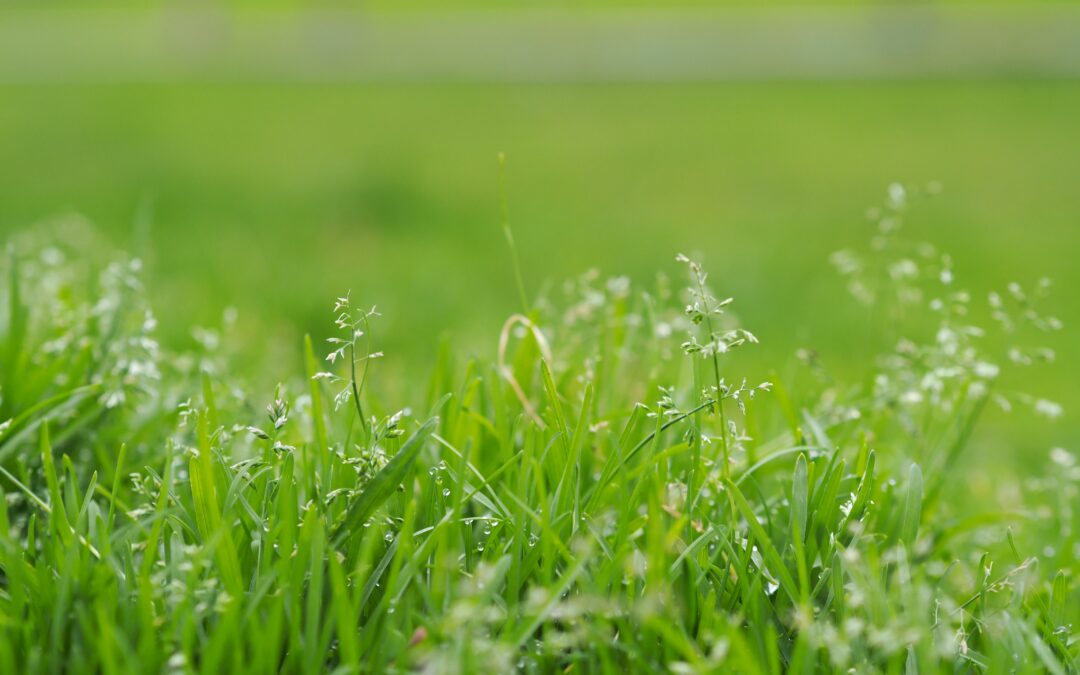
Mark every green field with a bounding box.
[3,81,1076,436]
[1,77,1078,672]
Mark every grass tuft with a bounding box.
[0,185,1075,673]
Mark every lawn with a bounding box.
[1,78,1078,672]
[2,81,1076,437]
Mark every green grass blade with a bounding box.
[332,417,436,546]
[724,478,800,606]
[899,463,923,546]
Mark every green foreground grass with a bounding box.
[0,187,1076,673]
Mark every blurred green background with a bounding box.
[1,7,1076,459]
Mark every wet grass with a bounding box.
[0,185,1075,673]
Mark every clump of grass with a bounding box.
[0,186,1076,673]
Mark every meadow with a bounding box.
[2,81,1076,442]
[0,78,1078,672]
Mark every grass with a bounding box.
[2,82,1076,439]
[0,184,1076,673]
